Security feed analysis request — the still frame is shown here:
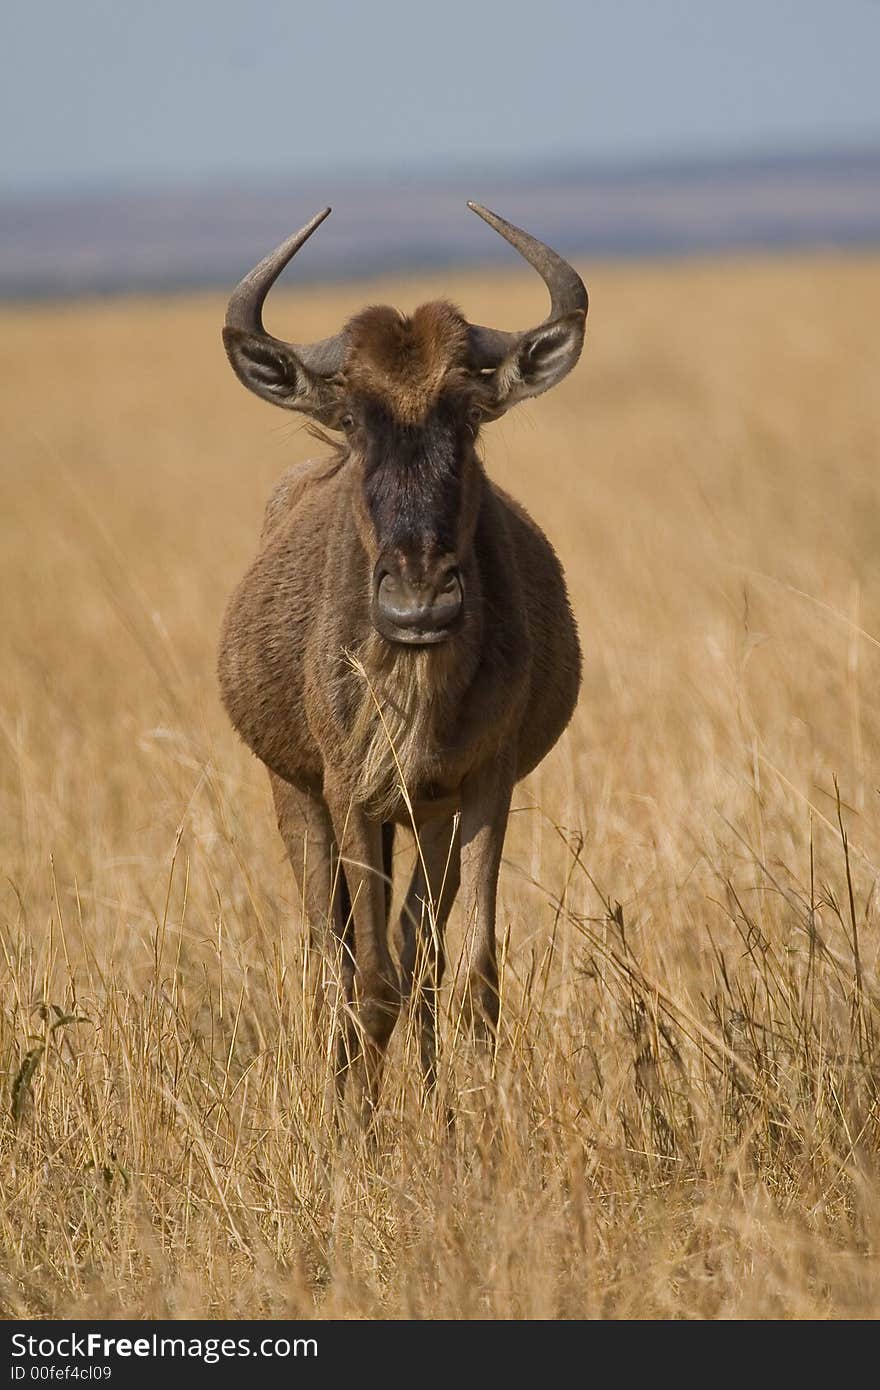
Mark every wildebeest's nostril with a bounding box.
[374,567,463,640]
[432,567,463,617]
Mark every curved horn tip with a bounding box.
[302,206,332,235]
[275,205,333,251]
[467,200,501,226]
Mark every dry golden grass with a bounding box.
[2,251,880,1319]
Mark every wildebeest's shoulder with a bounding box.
[261,455,347,542]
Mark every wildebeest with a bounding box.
[219,203,587,1108]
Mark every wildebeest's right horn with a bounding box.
[465,202,588,369]
[224,207,347,376]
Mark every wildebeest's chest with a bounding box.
[218,471,547,804]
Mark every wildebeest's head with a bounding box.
[223,204,588,646]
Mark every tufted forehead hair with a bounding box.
[342,301,474,426]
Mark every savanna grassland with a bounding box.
[2,252,880,1319]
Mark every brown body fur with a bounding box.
[219,455,580,819]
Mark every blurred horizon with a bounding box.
[3,143,880,300]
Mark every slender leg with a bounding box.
[270,771,346,956]
[457,757,515,1040]
[333,822,393,1105]
[398,816,460,1089]
[270,774,354,1091]
[323,781,401,1112]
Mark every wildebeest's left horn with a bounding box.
[224,207,347,376]
[465,202,588,369]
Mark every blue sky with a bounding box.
[4,1,880,194]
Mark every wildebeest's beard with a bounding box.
[361,398,464,569]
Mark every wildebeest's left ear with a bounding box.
[222,327,341,418]
[489,311,586,414]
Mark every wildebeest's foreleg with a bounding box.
[457,756,515,1041]
[270,772,351,979]
[399,815,460,1089]
[324,781,401,1111]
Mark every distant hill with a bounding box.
[2,148,879,299]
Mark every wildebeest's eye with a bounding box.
[340,412,356,433]
[466,404,483,430]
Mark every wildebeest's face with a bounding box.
[222,205,588,644]
[335,304,484,645]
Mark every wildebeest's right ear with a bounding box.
[222,327,338,415]
[489,312,586,414]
